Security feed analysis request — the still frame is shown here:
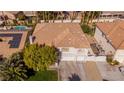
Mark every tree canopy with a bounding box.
[16,11,26,20]
[0,52,28,81]
[23,44,59,71]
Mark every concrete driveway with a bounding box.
[59,61,87,81]
[96,62,124,81]
[59,61,124,81]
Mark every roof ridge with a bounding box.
[116,27,124,49]
[107,21,118,35]
[53,28,70,45]
[72,25,91,47]
[33,23,47,34]
[56,30,80,47]
[118,40,124,49]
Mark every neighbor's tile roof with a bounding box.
[33,23,91,48]
[0,11,15,19]
[96,20,124,49]
[101,11,124,15]
[7,11,36,16]
[0,31,28,57]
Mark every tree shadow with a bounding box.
[26,68,36,78]
[68,73,81,81]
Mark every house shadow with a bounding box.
[68,73,81,81]
[102,79,109,81]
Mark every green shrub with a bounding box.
[106,56,119,66]
[106,56,113,63]
[111,60,119,66]
[81,24,91,33]
[81,24,94,36]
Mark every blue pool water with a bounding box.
[15,26,26,31]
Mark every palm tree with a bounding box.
[97,11,102,22]
[86,11,92,24]
[45,11,48,22]
[56,11,59,20]
[90,11,95,24]
[42,11,45,22]
[81,11,85,25]
[71,11,76,22]
[82,11,88,25]
[2,11,5,23]
[1,11,8,27]
[43,11,45,21]
[60,11,64,23]
[0,52,28,81]
[52,12,55,23]
[71,12,74,22]
[47,11,50,23]
[36,11,39,23]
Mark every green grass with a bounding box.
[28,70,58,81]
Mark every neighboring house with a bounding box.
[0,11,15,20]
[94,20,124,63]
[0,30,28,57]
[8,11,36,17]
[32,23,94,61]
[23,11,36,17]
[0,11,16,25]
[100,11,124,19]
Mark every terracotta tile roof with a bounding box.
[0,31,28,57]
[33,23,91,48]
[96,20,124,49]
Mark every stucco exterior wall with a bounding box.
[94,27,115,55]
[59,47,94,61]
[114,49,124,63]
[59,47,93,55]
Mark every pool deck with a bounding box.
[0,31,28,57]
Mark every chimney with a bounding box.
[29,35,33,44]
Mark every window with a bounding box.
[61,48,69,52]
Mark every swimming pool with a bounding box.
[15,26,26,31]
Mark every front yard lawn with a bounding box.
[28,70,58,81]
